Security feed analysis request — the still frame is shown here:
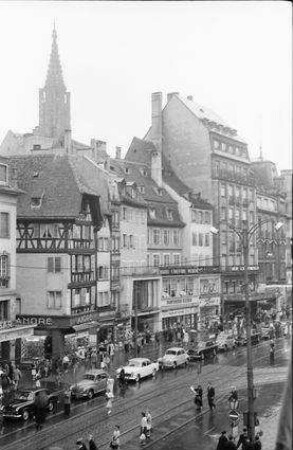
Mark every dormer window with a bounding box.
[138,186,145,194]
[156,187,163,196]
[149,208,156,219]
[166,209,173,220]
[140,168,148,177]
[31,197,42,208]
[125,167,130,174]
[0,164,8,184]
[33,171,39,178]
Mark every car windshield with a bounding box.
[14,391,34,401]
[166,350,177,356]
[83,374,95,381]
[128,360,142,367]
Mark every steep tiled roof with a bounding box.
[8,154,110,220]
[125,137,155,165]
[109,157,185,228]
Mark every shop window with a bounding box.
[47,291,62,309]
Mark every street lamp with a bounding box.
[211,220,283,442]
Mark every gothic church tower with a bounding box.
[37,25,71,142]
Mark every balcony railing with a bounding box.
[70,239,94,250]
[71,271,95,284]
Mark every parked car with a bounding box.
[216,334,236,351]
[1,388,58,421]
[188,340,218,361]
[70,369,109,399]
[116,358,159,382]
[158,347,189,369]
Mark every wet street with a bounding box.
[0,337,290,450]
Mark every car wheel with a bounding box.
[135,374,141,383]
[213,349,217,356]
[22,409,30,421]
[88,389,94,400]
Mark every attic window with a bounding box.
[139,186,145,194]
[149,208,156,219]
[33,171,39,178]
[0,164,8,184]
[166,209,173,220]
[31,197,42,208]
[125,167,130,174]
[33,144,41,150]
[156,187,163,196]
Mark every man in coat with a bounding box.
[217,431,228,450]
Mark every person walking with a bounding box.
[236,428,249,449]
[14,365,22,390]
[216,431,228,450]
[145,408,152,439]
[88,433,98,450]
[110,425,120,449]
[107,376,115,398]
[106,390,114,415]
[34,391,47,431]
[228,386,239,410]
[76,438,88,450]
[108,342,115,363]
[64,388,71,417]
[226,435,237,450]
[253,435,262,450]
[207,382,216,410]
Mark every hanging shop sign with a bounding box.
[161,306,198,318]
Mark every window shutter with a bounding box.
[55,257,61,273]
[48,257,54,273]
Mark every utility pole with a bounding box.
[243,228,255,442]
[134,285,138,357]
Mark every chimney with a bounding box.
[187,95,193,101]
[64,129,72,154]
[115,146,122,159]
[167,92,179,102]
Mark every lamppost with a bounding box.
[211,220,283,442]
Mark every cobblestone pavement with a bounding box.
[0,337,290,450]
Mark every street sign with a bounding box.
[229,410,240,421]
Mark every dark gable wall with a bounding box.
[162,97,213,202]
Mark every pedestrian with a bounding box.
[119,368,126,386]
[141,412,148,437]
[64,388,71,416]
[226,435,237,450]
[228,386,239,410]
[145,408,152,438]
[88,433,98,450]
[207,382,216,410]
[31,363,37,382]
[107,376,115,397]
[253,435,262,450]
[106,390,114,415]
[216,431,228,450]
[108,342,115,362]
[109,425,120,449]
[236,428,249,449]
[14,365,22,390]
[34,391,47,431]
[35,371,41,388]
[76,438,88,450]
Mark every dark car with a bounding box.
[1,388,58,421]
[187,340,218,361]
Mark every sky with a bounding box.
[0,1,291,171]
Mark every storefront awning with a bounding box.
[0,325,35,343]
[72,321,99,333]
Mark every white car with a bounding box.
[159,347,189,369]
[116,358,159,382]
[216,334,236,351]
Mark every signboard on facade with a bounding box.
[0,325,34,343]
[161,306,198,318]
[229,266,259,272]
[199,297,220,307]
[159,266,220,276]
[16,310,100,329]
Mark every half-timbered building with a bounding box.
[9,153,110,359]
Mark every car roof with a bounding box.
[84,369,108,376]
[166,347,184,351]
[128,358,149,363]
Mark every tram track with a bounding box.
[0,339,287,450]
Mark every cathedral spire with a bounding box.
[45,24,65,88]
[38,26,71,140]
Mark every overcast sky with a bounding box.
[0,1,291,171]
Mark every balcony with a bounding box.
[69,271,95,287]
[69,239,95,251]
